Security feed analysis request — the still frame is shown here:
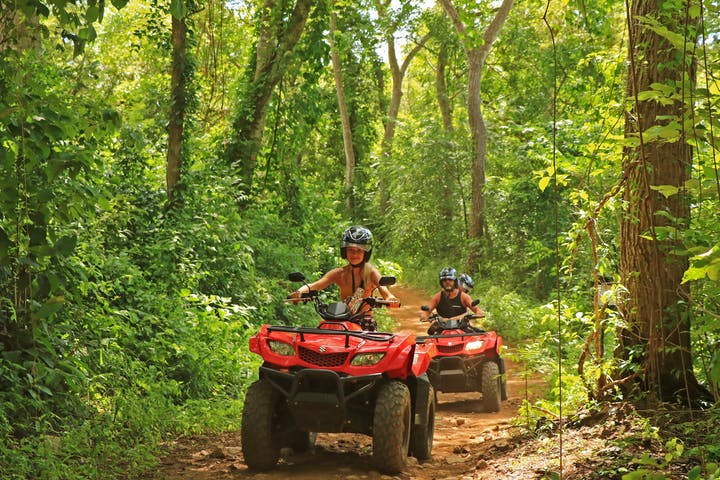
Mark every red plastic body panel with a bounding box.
[411,341,436,377]
[249,321,420,379]
[424,330,501,360]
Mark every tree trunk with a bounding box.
[436,43,454,135]
[376,0,429,216]
[0,6,42,352]
[437,43,455,224]
[329,10,356,216]
[439,0,514,271]
[167,13,188,205]
[0,5,41,52]
[225,0,313,196]
[377,36,403,216]
[466,48,487,256]
[618,0,708,405]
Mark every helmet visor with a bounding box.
[341,241,372,252]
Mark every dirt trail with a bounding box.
[150,285,546,480]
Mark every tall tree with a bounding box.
[429,12,464,228]
[435,42,453,135]
[329,8,356,215]
[618,0,709,404]
[438,0,514,271]
[224,0,313,197]
[167,1,194,205]
[375,0,429,215]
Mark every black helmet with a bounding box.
[458,273,474,291]
[439,267,457,289]
[340,225,373,262]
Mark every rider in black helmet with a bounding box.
[290,225,398,330]
[420,267,483,334]
[340,225,374,264]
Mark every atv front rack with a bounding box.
[267,325,396,348]
[416,331,486,343]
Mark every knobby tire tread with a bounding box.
[481,361,502,412]
[410,385,435,461]
[241,380,281,471]
[372,381,411,473]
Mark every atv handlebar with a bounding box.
[284,291,316,301]
[285,293,399,307]
[421,311,486,335]
[284,271,400,327]
[421,312,484,322]
[366,298,401,308]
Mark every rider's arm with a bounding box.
[461,292,484,317]
[370,268,398,301]
[420,292,441,321]
[291,269,341,297]
[377,285,398,300]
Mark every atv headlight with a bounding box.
[466,340,485,352]
[351,352,385,366]
[268,340,294,356]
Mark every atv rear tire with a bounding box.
[481,361,502,413]
[373,381,411,473]
[410,385,435,461]
[241,380,281,471]
[500,357,508,401]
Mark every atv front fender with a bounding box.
[410,374,433,427]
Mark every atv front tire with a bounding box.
[373,381,411,473]
[241,380,281,470]
[481,361,502,413]
[410,385,435,461]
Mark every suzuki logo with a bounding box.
[319,345,327,353]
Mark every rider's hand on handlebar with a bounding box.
[385,297,400,308]
[288,290,303,305]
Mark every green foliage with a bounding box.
[623,438,685,480]
[622,432,720,480]
[1,0,719,476]
[479,285,543,343]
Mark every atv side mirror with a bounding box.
[421,305,430,311]
[288,272,306,282]
[379,276,396,287]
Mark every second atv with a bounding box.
[418,305,507,412]
[241,272,435,474]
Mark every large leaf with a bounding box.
[683,245,720,283]
[650,184,679,198]
[170,0,187,19]
[54,234,77,257]
[34,297,65,319]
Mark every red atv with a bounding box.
[418,303,507,412]
[241,272,436,474]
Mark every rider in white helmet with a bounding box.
[457,273,474,293]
